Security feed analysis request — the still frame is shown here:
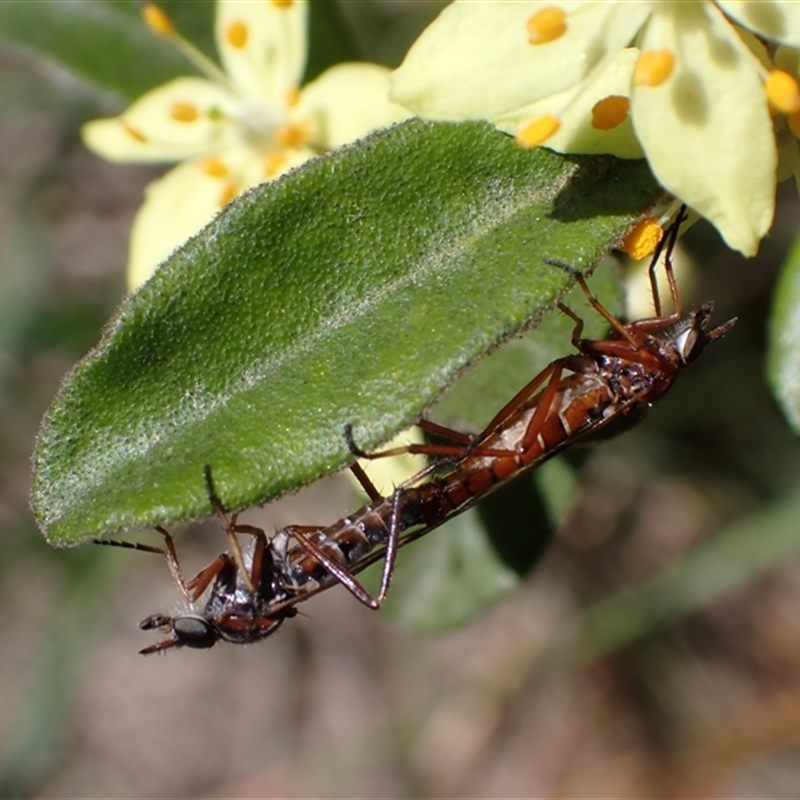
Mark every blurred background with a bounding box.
[3,1,800,797]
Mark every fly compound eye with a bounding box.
[675,326,705,364]
[172,615,218,649]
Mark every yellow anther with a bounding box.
[218,184,238,207]
[271,0,294,7]
[622,217,664,260]
[122,119,148,143]
[633,49,675,87]
[199,157,229,178]
[526,7,567,45]
[591,95,630,130]
[789,110,800,138]
[226,20,248,49]
[285,86,301,108]
[275,121,310,149]
[141,4,174,36]
[515,115,560,148]
[264,151,287,177]
[170,102,200,123]
[766,69,800,115]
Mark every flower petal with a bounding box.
[298,63,411,149]
[496,47,643,158]
[350,426,428,498]
[215,0,308,102]
[127,155,237,288]
[632,2,775,256]
[82,78,238,163]
[717,0,800,49]
[390,0,651,120]
[242,145,315,184]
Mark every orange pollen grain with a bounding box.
[226,20,248,49]
[275,121,309,149]
[141,4,174,36]
[622,217,664,260]
[515,115,560,148]
[591,95,630,130]
[526,7,567,45]
[271,0,294,8]
[633,49,675,87]
[122,120,148,143]
[170,102,200,123]
[199,157,229,178]
[218,184,238,207]
[789,109,800,138]
[264,152,287,177]
[766,69,800,115]
[285,86,301,108]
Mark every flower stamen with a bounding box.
[591,95,630,130]
[516,116,560,147]
[199,157,229,178]
[141,4,175,37]
[122,120,148,143]
[226,20,248,50]
[170,102,200,123]
[264,152,287,177]
[218,184,238,207]
[275,121,310,149]
[634,50,675,88]
[622,217,664,260]
[766,69,800,115]
[526,7,567,45]
[789,110,800,138]
[285,86,301,108]
[271,0,294,8]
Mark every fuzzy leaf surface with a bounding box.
[32,120,662,544]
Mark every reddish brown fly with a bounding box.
[97,209,736,653]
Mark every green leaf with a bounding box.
[0,0,198,101]
[432,263,622,429]
[768,228,800,432]
[32,120,663,545]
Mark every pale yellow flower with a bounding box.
[392,0,800,257]
[773,46,800,196]
[349,426,429,499]
[83,1,409,289]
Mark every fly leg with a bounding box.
[344,420,478,462]
[645,204,687,320]
[546,259,641,346]
[284,487,404,610]
[203,464,258,593]
[93,525,231,603]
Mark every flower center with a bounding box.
[222,95,308,156]
[234,99,289,149]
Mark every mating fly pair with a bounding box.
[96,209,736,654]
